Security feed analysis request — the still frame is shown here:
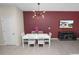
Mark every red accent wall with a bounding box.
[23,11,79,38]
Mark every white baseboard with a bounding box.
[0,43,20,46]
[51,38,58,40]
[51,38,79,40]
[0,38,78,46]
[0,43,6,45]
[77,38,79,40]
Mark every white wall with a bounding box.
[0,6,24,45]
[15,7,24,45]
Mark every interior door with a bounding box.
[1,16,16,45]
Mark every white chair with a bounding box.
[28,31,36,47]
[38,39,45,46]
[31,31,36,34]
[44,32,52,44]
[28,39,36,47]
[49,32,52,38]
[38,31,43,34]
[44,39,49,44]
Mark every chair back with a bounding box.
[49,32,52,37]
[38,31,43,34]
[31,31,36,34]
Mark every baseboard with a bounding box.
[51,38,58,40]
[51,38,79,40]
[0,38,78,46]
[0,43,20,46]
[0,43,6,45]
[6,44,20,46]
[77,38,79,40]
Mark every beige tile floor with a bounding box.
[0,40,79,55]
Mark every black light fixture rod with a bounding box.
[38,3,40,5]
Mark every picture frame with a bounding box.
[59,20,74,28]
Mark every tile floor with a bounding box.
[0,40,79,55]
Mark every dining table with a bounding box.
[22,33,51,47]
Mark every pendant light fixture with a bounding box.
[33,3,45,19]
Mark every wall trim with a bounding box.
[0,38,79,46]
[0,43,19,46]
[51,38,58,40]
[51,38,79,40]
[77,38,79,40]
[0,43,6,45]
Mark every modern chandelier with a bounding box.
[32,3,45,19]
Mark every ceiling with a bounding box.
[0,3,79,11]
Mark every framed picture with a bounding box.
[59,20,74,28]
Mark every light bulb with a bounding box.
[34,14,36,16]
[33,16,35,18]
[33,10,35,12]
[42,15,44,19]
[43,10,45,13]
[48,27,51,30]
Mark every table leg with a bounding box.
[49,38,51,47]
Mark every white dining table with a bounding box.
[22,33,51,47]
